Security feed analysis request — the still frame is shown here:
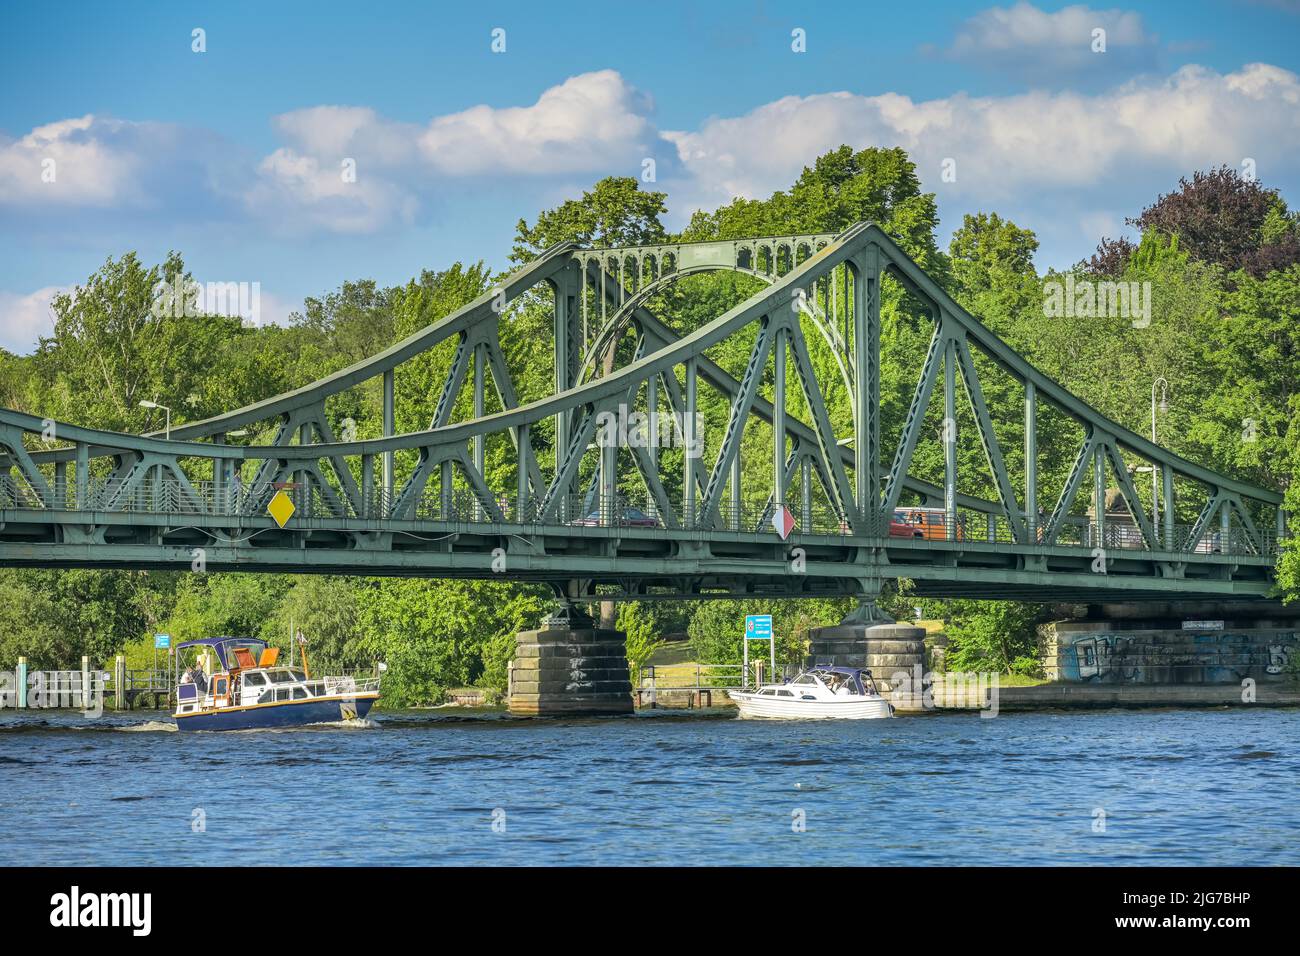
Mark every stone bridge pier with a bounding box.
[507,604,633,716]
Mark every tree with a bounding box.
[934,600,1046,676]
[1091,166,1300,278]
[512,176,667,263]
[683,145,946,274]
[29,252,245,432]
[354,579,548,705]
[615,602,665,679]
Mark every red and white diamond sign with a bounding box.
[772,504,796,540]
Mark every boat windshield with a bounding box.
[814,670,862,695]
[265,668,307,683]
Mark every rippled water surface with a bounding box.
[2,707,1296,865]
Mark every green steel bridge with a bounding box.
[0,223,1286,611]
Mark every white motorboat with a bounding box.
[727,666,894,719]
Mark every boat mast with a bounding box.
[297,629,311,679]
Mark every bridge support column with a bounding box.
[807,602,928,713]
[508,605,633,717]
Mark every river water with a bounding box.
[1,707,1296,866]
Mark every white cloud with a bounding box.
[244,147,419,234]
[0,286,65,353]
[937,2,1159,81]
[663,62,1300,210]
[273,106,419,167]
[246,71,658,232]
[2,64,1297,265]
[418,70,657,175]
[0,115,148,206]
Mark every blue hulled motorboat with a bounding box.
[173,637,380,732]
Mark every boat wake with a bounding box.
[116,720,178,733]
[309,717,382,730]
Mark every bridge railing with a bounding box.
[2,474,1279,557]
[968,511,1269,557]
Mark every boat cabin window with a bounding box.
[776,690,794,697]
[266,668,307,684]
[242,672,267,687]
[759,688,777,696]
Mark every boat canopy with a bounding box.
[176,636,268,670]
[809,665,869,677]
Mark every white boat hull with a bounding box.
[727,691,893,720]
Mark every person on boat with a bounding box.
[192,662,208,693]
[180,666,194,685]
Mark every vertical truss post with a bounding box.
[852,249,881,532]
[440,460,453,519]
[1093,442,1107,549]
[553,265,580,497]
[361,453,374,517]
[600,413,616,526]
[646,373,658,472]
[1024,380,1037,541]
[472,342,486,521]
[773,325,789,508]
[943,333,957,541]
[801,457,812,529]
[75,441,88,510]
[1221,497,1232,553]
[516,424,530,518]
[298,421,311,514]
[382,368,395,503]
[212,434,224,512]
[730,423,742,531]
[473,342,485,476]
[1164,466,1175,550]
[684,358,698,529]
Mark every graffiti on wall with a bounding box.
[1058,631,1298,684]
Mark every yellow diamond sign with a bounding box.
[267,489,296,528]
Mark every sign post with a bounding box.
[154,633,170,675]
[743,614,775,688]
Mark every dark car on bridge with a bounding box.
[570,507,662,528]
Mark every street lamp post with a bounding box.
[1150,378,1169,529]
[138,400,172,439]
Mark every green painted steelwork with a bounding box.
[0,223,1285,606]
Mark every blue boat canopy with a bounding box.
[176,636,268,670]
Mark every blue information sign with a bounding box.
[154,634,171,650]
[744,614,773,640]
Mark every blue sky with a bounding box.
[2,0,1299,351]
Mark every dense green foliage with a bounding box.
[2,149,1298,693]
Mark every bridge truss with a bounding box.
[0,223,1286,607]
